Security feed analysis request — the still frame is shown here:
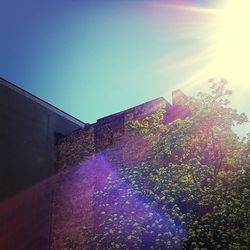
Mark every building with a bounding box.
[0,77,188,249]
[0,77,85,201]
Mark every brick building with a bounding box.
[0,77,187,249]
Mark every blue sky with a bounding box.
[0,0,249,135]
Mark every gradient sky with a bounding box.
[0,0,249,135]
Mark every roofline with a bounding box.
[97,97,171,123]
[0,77,86,127]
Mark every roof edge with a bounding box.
[97,97,171,123]
[0,77,86,127]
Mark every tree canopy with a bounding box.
[81,79,250,250]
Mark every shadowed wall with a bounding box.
[0,78,85,201]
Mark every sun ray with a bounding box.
[147,1,219,15]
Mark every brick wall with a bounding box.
[55,125,95,171]
[49,97,171,249]
[55,97,170,172]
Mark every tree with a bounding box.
[82,79,250,249]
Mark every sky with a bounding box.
[0,0,249,135]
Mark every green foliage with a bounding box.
[83,79,250,249]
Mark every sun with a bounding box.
[156,0,250,136]
[174,0,250,94]
[212,0,250,87]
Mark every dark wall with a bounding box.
[0,178,55,250]
[0,79,85,201]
